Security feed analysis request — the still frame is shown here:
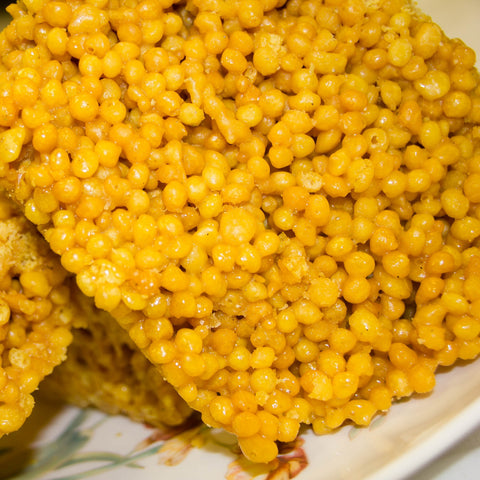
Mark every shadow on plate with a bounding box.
[0,398,64,479]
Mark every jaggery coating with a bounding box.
[1,0,480,462]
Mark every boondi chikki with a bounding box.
[0,0,480,463]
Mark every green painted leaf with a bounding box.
[50,445,163,480]
[59,451,143,469]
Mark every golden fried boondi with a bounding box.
[0,0,480,462]
[0,195,73,436]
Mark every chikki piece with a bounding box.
[0,195,74,436]
[1,0,480,463]
[42,293,192,427]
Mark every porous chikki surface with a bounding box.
[0,0,480,462]
[43,293,192,427]
[0,195,73,436]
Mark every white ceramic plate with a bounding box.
[1,1,480,479]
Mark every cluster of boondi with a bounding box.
[0,195,74,436]
[0,0,480,463]
[0,193,191,437]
